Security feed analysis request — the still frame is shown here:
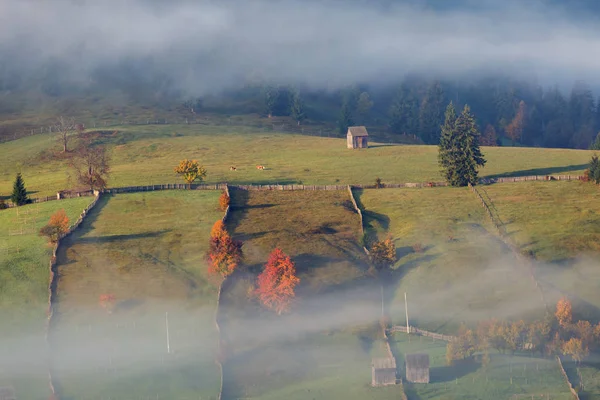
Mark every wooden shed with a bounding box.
[371,357,396,386]
[405,353,430,383]
[347,126,369,149]
[0,387,16,400]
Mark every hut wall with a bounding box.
[372,367,396,386]
[406,367,430,384]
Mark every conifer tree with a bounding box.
[438,103,486,186]
[419,81,446,144]
[11,173,29,206]
[290,90,306,126]
[588,154,600,184]
[389,85,419,136]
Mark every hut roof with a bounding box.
[347,126,369,137]
[405,353,430,369]
[372,357,396,369]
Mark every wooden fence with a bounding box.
[556,356,581,400]
[467,183,549,311]
[46,191,101,398]
[0,174,587,209]
[390,325,456,342]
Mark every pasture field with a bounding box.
[219,189,401,399]
[0,124,592,197]
[390,333,572,400]
[0,197,95,400]
[482,181,600,320]
[355,187,547,334]
[49,190,223,400]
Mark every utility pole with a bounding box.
[405,292,410,335]
[166,311,171,354]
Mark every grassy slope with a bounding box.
[0,197,95,400]
[483,181,600,399]
[220,190,399,400]
[356,187,546,334]
[0,125,592,197]
[49,191,223,400]
[390,333,572,400]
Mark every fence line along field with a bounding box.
[48,190,223,400]
[219,189,400,400]
[0,197,96,400]
[390,333,573,400]
[354,187,547,334]
[0,123,593,197]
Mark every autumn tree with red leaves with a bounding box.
[208,220,243,277]
[39,209,70,243]
[99,294,116,314]
[256,248,300,315]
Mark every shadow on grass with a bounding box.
[75,230,170,244]
[352,188,390,243]
[483,164,588,180]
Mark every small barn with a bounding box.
[371,357,396,386]
[405,353,430,383]
[0,387,16,400]
[347,126,369,149]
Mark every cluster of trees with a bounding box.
[244,77,600,149]
[263,86,306,125]
[385,78,600,149]
[206,218,300,315]
[446,298,600,365]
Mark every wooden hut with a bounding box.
[371,357,396,386]
[405,353,430,383]
[347,126,369,149]
[0,387,16,400]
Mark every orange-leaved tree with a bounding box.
[562,337,588,364]
[208,220,242,277]
[555,297,572,328]
[219,191,230,212]
[39,209,70,244]
[174,159,207,188]
[256,248,300,315]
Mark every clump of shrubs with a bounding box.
[375,177,384,189]
[0,199,7,210]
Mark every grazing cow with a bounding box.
[256,165,265,170]
[230,166,237,171]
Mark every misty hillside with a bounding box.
[2,0,600,148]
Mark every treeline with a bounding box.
[447,298,599,365]
[202,76,600,149]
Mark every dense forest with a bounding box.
[208,76,600,149]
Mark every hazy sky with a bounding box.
[2,0,600,94]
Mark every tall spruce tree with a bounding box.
[290,90,306,126]
[419,81,446,144]
[438,103,486,186]
[11,173,29,206]
[389,85,419,136]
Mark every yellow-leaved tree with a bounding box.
[555,297,572,328]
[174,159,207,188]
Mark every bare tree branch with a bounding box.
[55,116,76,152]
